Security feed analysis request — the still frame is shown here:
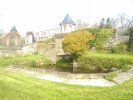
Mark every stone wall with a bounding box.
[21,43,37,55]
[55,38,65,55]
[0,43,37,57]
[104,29,129,48]
[0,50,22,57]
[10,65,106,79]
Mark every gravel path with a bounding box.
[37,74,116,86]
[113,69,133,84]
[5,66,116,86]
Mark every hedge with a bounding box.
[76,52,133,73]
[56,58,73,72]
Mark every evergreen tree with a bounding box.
[10,26,18,32]
[128,26,133,52]
[106,18,112,28]
[99,18,105,28]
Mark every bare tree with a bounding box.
[118,13,127,29]
[76,19,89,29]
[110,17,119,28]
[91,23,99,28]
[125,17,133,28]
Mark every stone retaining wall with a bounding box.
[9,65,107,79]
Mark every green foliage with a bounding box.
[0,70,133,100]
[128,26,133,52]
[43,57,53,67]
[84,28,115,50]
[33,51,39,55]
[62,30,94,57]
[30,60,37,67]
[105,18,112,28]
[37,38,54,49]
[99,18,105,28]
[0,55,44,68]
[76,52,132,73]
[111,43,128,54]
[63,28,115,54]
[56,58,73,72]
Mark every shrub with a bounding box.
[110,43,128,54]
[43,58,53,67]
[128,26,133,52]
[30,60,37,67]
[33,51,39,55]
[56,58,73,72]
[76,52,132,73]
[87,28,115,50]
[62,30,94,57]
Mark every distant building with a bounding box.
[60,14,76,33]
[25,32,35,44]
[25,14,76,44]
[34,28,60,42]
[0,26,21,49]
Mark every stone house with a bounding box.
[0,26,21,49]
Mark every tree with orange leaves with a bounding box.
[62,30,94,58]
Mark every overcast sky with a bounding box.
[0,0,133,36]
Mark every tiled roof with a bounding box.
[60,14,76,26]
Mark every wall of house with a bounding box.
[0,32,21,47]
[61,24,75,33]
[34,28,60,42]
[25,35,33,44]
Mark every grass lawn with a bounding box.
[0,54,42,68]
[85,52,133,64]
[0,54,133,100]
[0,69,133,100]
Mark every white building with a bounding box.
[25,14,76,44]
[60,14,76,33]
[25,32,34,44]
[34,28,60,42]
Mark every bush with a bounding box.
[87,28,115,50]
[128,26,133,53]
[33,51,39,55]
[62,30,94,57]
[110,43,128,54]
[30,60,37,67]
[56,58,73,72]
[76,52,132,73]
[43,58,53,67]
